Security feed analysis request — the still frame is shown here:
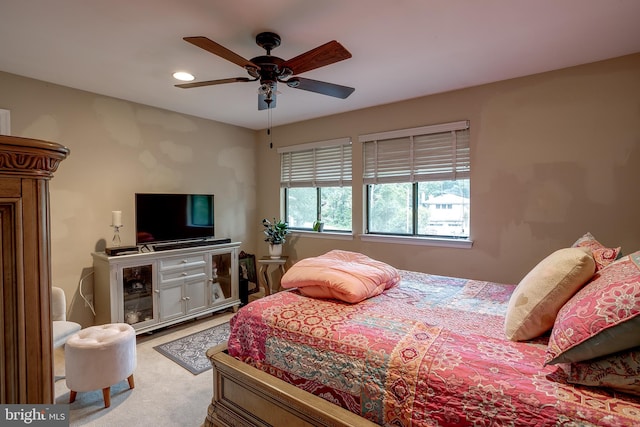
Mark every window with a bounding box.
[279,138,352,232]
[361,121,470,239]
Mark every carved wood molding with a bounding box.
[0,135,70,178]
[0,135,68,403]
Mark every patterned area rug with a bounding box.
[153,322,230,375]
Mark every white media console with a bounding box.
[92,241,241,334]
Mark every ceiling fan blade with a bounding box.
[287,77,354,99]
[258,93,277,110]
[183,36,259,70]
[282,40,352,75]
[175,77,251,89]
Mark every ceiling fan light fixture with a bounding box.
[258,81,277,95]
[172,71,195,82]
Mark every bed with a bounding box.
[205,245,640,426]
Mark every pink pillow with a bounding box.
[568,348,640,396]
[545,251,640,365]
[571,232,621,271]
[281,250,400,303]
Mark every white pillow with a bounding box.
[504,248,595,341]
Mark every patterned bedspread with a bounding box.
[227,270,640,426]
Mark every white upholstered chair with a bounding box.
[52,286,81,348]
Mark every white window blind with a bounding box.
[360,121,469,184]
[279,137,352,188]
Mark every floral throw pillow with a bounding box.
[545,251,640,365]
[571,232,621,271]
[567,348,640,396]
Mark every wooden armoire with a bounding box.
[0,135,69,403]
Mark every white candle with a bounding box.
[112,210,122,227]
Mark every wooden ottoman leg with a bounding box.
[102,387,111,408]
[69,390,77,403]
[127,374,135,389]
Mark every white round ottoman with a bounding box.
[65,323,137,408]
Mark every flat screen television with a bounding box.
[135,193,215,245]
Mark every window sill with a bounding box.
[292,231,472,248]
[359,234,473,248]
[291,230,354,241]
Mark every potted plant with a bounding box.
[262,218,290,258]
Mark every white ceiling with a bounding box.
[2,1,640,130]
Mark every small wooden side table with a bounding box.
[257,256,288,296]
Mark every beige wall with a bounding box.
[2,53,639,326]
[257,53,640,285]
[0,71,258,326]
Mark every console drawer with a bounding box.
[159,265,207,283]
[159,254,206,271]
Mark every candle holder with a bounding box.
[111,225,123,247]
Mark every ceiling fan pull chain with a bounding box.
[268,107,273,149]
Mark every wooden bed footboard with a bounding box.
[204,344,378,427]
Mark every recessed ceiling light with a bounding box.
[173,71,195,82]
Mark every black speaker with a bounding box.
[105,246,138,256]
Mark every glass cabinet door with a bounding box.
[121,264,155,326]
[210,252,235,305]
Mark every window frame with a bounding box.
[365,180,470,238]
[279,137,352,232]
[360,121,472,245]
[284,187,353,233]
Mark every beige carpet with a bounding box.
[54,311,234,427]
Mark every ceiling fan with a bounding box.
[175,32,355,110]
